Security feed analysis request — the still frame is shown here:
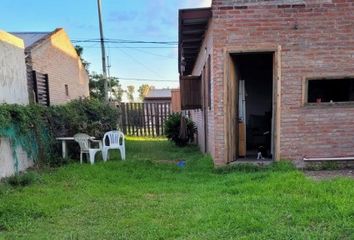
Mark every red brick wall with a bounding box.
[189,22,216,157]
[30,29,89,105]
[199,0,354,165]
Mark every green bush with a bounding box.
[47,98,120,139]
[164,113,197,147]
[0,98,120,169]
[6,172,39,187]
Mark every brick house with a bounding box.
[13,28,89,105]
[144,89,172,104]
[178,0,354,166]
[143,88,182,113]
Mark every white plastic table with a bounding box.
[56,137,74,159]
[56,136,96,159]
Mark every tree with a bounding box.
[74,45,90,72]
[138,84,154,101]
[89,72,123,102]
[126,85,135,102]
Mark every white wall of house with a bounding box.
[0,31,29,104]
[0,31,32,179]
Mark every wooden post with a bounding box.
[224,52,238,163]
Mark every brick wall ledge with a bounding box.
[303,102,354,108]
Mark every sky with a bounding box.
[0,0,212,95]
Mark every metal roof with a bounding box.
[145,89,172,99]
[178,8,212,76]
[11,32,51,48]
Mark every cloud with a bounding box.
[106,0,213,40]
[198,0,212,7]
[184,0,212,8]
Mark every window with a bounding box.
[65,84,69,96]
[180,75,202,110]
[307,78,354,103]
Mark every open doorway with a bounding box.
[231,53,274,160]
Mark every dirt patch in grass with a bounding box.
[304,170,354,180]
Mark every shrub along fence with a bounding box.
[120,102,171,137]
[0,98,120,175]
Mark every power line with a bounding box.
[117,47,164,78]
[72,39,177,45]
[118,77,178,82]
[80,46,177,49]
[124,47,175,59]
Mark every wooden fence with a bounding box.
[121,102,171,137]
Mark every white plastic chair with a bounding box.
[102,131,126,161]
[73,133,102,165]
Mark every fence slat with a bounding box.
[142,103,147,136]
[138,103,144,136]
[120,102,171,137]
[130,103,135,135]
[156,103,160,136]
[145,103,150,136]
[121,103,126,134]
[150,103,155,137]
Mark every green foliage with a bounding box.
[0,98,120,169]
[0,138,353,239]
[126,85,135,102]
[164,113,197,146]
[5,172,39,187]
[47,98,120,138]
[74,45,90,71]
[138,84,154,101]
[89,72,124,102]
[0,104,53,171]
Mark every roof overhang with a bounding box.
[178,8,211,76]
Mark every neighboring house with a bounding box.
[178,0,354,166]
[0,31,32,178]
[144,88,181,113]
[144,89,172,104]
[171,89,181,113]
[13,28,89,105]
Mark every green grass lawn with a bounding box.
[0,137,353,239]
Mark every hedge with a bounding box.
[0,98,120,171]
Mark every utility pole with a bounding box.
[107,55,112,99]
[97,0,108,102]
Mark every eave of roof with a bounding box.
[11,28,63,52]
[178,7,211,76]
